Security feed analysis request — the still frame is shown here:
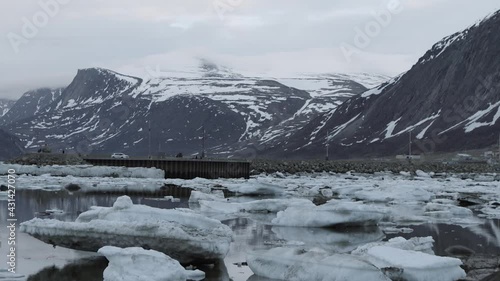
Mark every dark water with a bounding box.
[387,222,500,257]
[0,190,499,281]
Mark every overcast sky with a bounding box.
[1,0,499,99]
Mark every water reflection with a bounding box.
[468,220,500,248]
[271,225,385,253]
[27,257,231,281]
[386,221,500,256]
[0,190,188,224]
[27,257,107,281]
[247,275,281,281]
[199,262,230,281]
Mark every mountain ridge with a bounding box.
[4,63,387,157]
[269,9,500,159]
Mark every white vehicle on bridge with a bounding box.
[111,153,129,159]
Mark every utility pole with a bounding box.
[148,120,151,159]
[325,130,330,161]
[408,130,412,157]
[201,127,206,159]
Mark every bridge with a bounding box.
[83,157,251,179]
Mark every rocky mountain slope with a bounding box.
[0,129,24,160]
[0,88,63,126]
[0,99,16,117]
[272,10,500,159]
[5,63,386,157]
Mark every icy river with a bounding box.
[0,168,499,280]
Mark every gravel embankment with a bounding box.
[250,159,499,175]
[6,153,87,166]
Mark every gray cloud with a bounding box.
[1,0,499,99]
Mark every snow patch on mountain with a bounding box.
[384,118,402,139]
[382,111,442,141]
[420,31,469,64]
[0,99,16,117]
[464,101,500,133]
[362,73,404,98]
[329,113,362,140]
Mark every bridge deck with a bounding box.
[83,157,250,179]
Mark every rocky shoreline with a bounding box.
[4,154,500,177]
[250,159,500,175]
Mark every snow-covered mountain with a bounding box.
[0,99,16,117]
[5,61,388,157]
[272,10,500,159]
[246,74,388,154]
[0,88,63,126]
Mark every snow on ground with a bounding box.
[98,246,205,281]
[21,196,233,264]
[0,163,164,178]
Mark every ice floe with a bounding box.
[188,190,228,203]
[4,169,498,223]
[352,236,466,281]
[247,247,391,281]
[199,198,314,214]
[415,170,432,178]
[272,201,387,227]
[2,173,167,193]
[224,181,285,196]
[480,205,500,218]
[424,203,474,218]
[98,246,205,281]
[0,163,164,178]
[21,196,232,264]
[271,226,385,253]
[360,246,466,281]
[352,236,435,255]
[248,236,466,281]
